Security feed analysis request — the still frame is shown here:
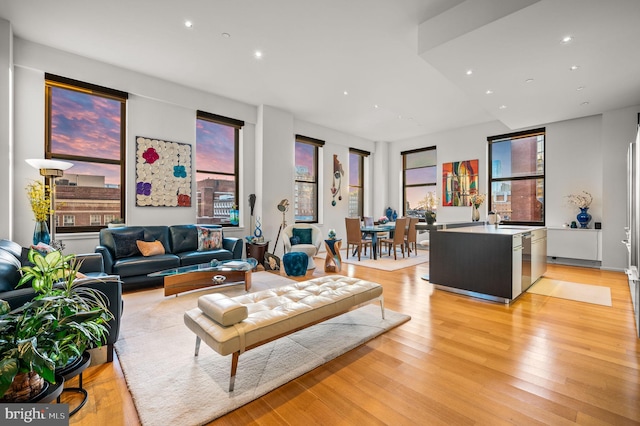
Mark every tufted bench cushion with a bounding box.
[184,275,384,391]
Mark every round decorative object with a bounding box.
[576,207,591,229]
[425,211,436,225]
[254,217,263,238]
[33,220,51,245]
[331,200,336,206]
[212,275,226,284]
[472,205,480,221]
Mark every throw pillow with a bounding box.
[289,235,301,246]
[112,230,144,259]
[197,226,223,251]
[136,240,165,257]
[292,228,313,245]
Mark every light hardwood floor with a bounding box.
[64,259,640,425]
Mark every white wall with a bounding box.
[0,19,12,239]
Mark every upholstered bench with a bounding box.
[183,275,384,391]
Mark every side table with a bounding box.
[324,239,342,272]
[56,351,91,416]
[246,241,270,270]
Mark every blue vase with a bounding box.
[33,220,51,245]
[576,207,591,229]
[385,207,393,222]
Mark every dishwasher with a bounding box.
[521,232,532,293]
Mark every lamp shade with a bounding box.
[26,159,73,177]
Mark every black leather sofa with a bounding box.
[96,224,243,290]
[0,239,122,362]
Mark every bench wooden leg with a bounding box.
[194,336,201,356]
[230,352,239,392]
[379,297,385,320]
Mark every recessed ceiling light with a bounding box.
[581,101,590,106]
[398,115,403,119]
[499,105,507,110]
[561,35,573,44]
[466,69,473,76]
[343,90,348,96]
[184,20,193,28]
[485,90,493,95]
[569,65,580,71]
[374,104,379,109]
[254,51,263,59]
[577,86,585,91]
[525,78,534,83]
[222,32,231,38]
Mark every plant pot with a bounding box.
[0,371,45,402]
[425,211,436,225]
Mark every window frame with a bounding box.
[488,127,545,226]
[45,73,127,234]
[402,146,437,217]
[195,110,244,227]
[295,134,324,223]
[348,148,369,218]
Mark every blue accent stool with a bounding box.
[283,252,308,276]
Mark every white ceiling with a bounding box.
[1,0,639,142]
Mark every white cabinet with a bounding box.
[547,227,601,261]
[531,229,547,282]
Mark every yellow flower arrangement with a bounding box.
[469,193,486,208]
[423,192,439,212]
[26,181,52,222]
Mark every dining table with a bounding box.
[360,224,394,260]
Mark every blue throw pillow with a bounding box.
[292,228,312,245]
[289,236,301,246]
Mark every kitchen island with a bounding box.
[427,225,547,303]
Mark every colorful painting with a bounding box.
[442,159,479,206]
[135,136,192,207]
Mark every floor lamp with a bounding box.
[26,159,74,241]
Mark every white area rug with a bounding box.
[527,278,612,306]
[329,249,428,271]
[115,272,410,425]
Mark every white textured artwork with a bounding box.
[135,136,192,207]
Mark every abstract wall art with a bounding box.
[135,136,192,207]
[330,154,344,206]
[442,159,479,206]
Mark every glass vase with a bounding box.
[33,220,51,245]
[472,205,480,222]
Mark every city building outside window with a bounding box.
[196,111,243,226]
[488,128,545,224]
[348,148,369,218]
[295,135,324,223]
[45,74,127,233]
[90,214,101,226]
[402,147,437,217]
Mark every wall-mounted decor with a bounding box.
[331,154,344,206]
[136,136,192,207]
[442,159,479,206]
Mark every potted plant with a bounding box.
[423,192,439,225]
[107,218,125,228]
[0,249,113,401]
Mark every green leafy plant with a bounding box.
[0,249,113,400]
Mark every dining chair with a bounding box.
[345,217,371,261]
[404,217,419,256]
[379,217,407,260]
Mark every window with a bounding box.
[488,128,545,224]
[295,135,324,223]
[402,147,437,217]
[46,74,127,233]
[90,214,101,226]
[195,111,244,226]
[348,148,368,218]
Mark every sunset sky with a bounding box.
[50,87,122,185]
[196,120,235,174]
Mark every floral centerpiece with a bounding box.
[26,181,51,222]
[423,192,439,224]
[566,191,593,209]
[469,193,486,222]
[26,181,52,244]
[469,193,486,208]
[567,191,593,228]
[378,216,389,224]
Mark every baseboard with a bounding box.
[547,256,601,269]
